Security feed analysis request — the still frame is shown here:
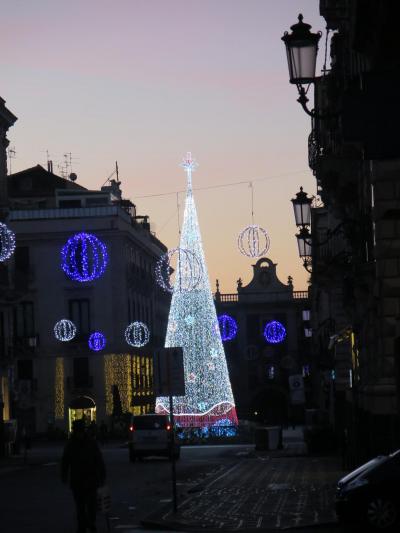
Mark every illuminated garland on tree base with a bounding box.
[156,401,237,430]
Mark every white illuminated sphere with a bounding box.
[155,247,203,293]
[125,321,150,347]
[54,319,77,342]
[238,224,270,258]
[0,222,16,262]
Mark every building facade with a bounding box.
[295,0,400,461]
[7,165,170,435]
[0,97,17,456]
[215,257,310,425]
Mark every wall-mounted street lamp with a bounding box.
[281,14,322,117]
[291,186,346,273]
[291,187,313,272]
[292,186,312,227]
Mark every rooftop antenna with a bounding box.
[7,146,16,175]
[102,161,121,187]
[45,149,54,173]
[57,152,78,180]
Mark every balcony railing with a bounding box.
[9,205,131,222]
[308,128,319,175]
[216,290,308,303]
[13,335,39,354]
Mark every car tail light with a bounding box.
[129,425,135,432]
[166,424,171,431]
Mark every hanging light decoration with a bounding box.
[54,319,77,342]
[125,321,150,348]
[155,247,202,293]
[237,183,270,258]
[264,320,287,344]
[61,232,108,282]
[0,222,16,262]
[238,224,270,258]
[88,331,106,351]
[218,314,238,342]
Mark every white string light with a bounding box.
[238,224,270,258]
[54,319,77,342]
[155,247,203,293]
[156,153,238,430]
[125,321,150,348]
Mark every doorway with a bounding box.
[68,396,96,432]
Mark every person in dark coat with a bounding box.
[61,419,106,533]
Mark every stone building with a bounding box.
[215,257,310,424]
[286,1,400,460]
[7,164,170,434]
[0,97,17,455]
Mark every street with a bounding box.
[0,442,250,533]
[0,439,355,533]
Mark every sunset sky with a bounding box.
[2,0,326,293]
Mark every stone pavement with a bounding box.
[142,429,345,531]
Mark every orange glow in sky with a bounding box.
[2,0,326,292]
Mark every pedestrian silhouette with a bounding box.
[88,420,98,440]
[99,420,108,445]
[61,418,106,533]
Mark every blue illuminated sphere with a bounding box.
[61,232,108,282]
[88,331,106,351]
[218,314,238,342]
[263,320,286,344]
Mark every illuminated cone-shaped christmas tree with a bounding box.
[156,153,238,430]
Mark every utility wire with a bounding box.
[134,169,308,199]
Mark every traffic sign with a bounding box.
[153,347,185,396]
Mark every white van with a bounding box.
[128,414,180,461]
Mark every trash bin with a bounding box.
[255,426,282,450]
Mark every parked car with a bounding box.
[336,449,400,530]
[128,414,180,461]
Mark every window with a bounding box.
[14,302,35,337]
[59,200,82,208]
[73,357,90,387]
[0,312,4,358]
[15,247,30,273]
[69,299,90,335]
[18,359,33,380]
[247,315,260,344]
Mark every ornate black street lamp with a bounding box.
[291,187,313,272]
[291,186,312,227]
[281,14,322,117]
[296,226,312,272]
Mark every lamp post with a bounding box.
[281,14,322,117]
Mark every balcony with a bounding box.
[14,265,35,288]
[308,127,320,176]
[0,337,14,362]
[216,290,308,304]
[13,335,39,355]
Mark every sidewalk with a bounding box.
[141,428,344,531]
